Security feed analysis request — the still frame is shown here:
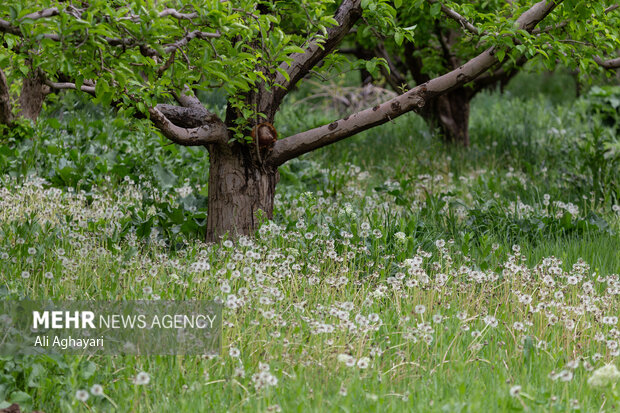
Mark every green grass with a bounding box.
[0,72,619,412]
[523,233,620,275]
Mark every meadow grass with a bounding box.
[0,74,619,412]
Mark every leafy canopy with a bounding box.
[1,1,395,130]
[357,1,620,82]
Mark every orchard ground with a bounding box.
[0,72,619,412]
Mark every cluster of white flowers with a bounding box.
[251,363,278,390]
[587,364,620,387]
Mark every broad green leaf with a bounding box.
[496,49,505,62]
[395,31,404,46]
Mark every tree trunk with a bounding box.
[0,69,12,126]
[423,88,471,146]
[18,72,47,121]
[205,142,279,242]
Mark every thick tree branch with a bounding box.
[270,0,363,111]
[269,0,563,166]
[148,106,228,146]
[515,0,559,31]
[155,104,212,128]
[171,86,206,110]
[269,51,494,165]
[594,56,620,69]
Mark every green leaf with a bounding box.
[321,16,339,26]
[276,67,290,82]
[394,31,404,46]
[75,75,84,93]
[151,164,177,189]
[46,118,61,130]
[26,364,44,388]
[282,45,306,55]
[394,0,402,8]
[365,60,378,78]
[81,361,97,380]
[496,49,505,62]
[9,391,32,406]
[95,78,109,97]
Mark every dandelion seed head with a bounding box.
[76,389,89,401]
[133,371,150,385]
[90,384,104,396]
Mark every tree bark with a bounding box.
[18,72,47,121]
[205,142,279,242]
[422,88,472,146]
[149,87,279,242]
[0,68,12,126]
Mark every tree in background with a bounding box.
[0,67,51,126]
[0,0,616,241]
[350,1,620,145]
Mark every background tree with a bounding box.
[349,1,620,145]
[0,67,52,126]
[0,0,614,241]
